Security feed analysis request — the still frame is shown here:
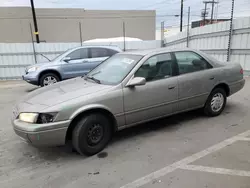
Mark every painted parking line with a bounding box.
[120,129,250,188]
[180,165,250,177]
[236,137,250,141]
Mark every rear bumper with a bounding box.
[229,79,245,96]
[12,119,70,147]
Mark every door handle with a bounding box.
[209,77,215,80]
[168,86,176,90]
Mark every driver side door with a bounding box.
[123,53,179,125]
[61,48,91,79]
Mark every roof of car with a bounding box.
[73,45,122,52]
[120,48,197,56]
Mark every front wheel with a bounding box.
[40,73,60,87]
[204,88,227,117]
[72,113,112,156]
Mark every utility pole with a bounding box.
[210,0,218,24]
[123,21,126,51]
[227,0,235,62]
[202,1,218,25]
[187,7,190,47]
[215,0,220,22]
[180,0,183,32]
[203,2,208,26]
[30,0,40,43]
[161,21,165,47]
[211,0,215,23]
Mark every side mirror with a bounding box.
[62,57,71,62]
[126,77,146,87]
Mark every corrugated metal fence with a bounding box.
[164,17,250,71]
[0,40,161,79]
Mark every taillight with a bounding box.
[240,68,244,74]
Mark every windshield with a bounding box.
[87,54,143,85]
[51,49,72,62]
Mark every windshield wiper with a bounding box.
[90,71,101,77]
[85,75,101,84]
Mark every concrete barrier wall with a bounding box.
[0,40,161,79]
[164,17,250,71]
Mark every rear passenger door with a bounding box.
[89,48,118,70]
[174,51,216,111]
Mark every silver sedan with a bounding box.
[12,48,245,156]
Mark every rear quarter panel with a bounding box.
[214,63,244,95]
[217,63,243,84]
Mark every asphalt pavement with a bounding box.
[0,79,250,188]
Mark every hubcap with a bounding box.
[43,76,57,86]
[87,124,104,146]
[211,93,224,112]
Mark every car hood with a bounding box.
[26,61,59,69]
[21,78,112,107]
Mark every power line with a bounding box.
[136,0,183,10]
[218,9,250,15]
[135,0,176,9]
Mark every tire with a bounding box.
[40,73,60,87]
[72,113,112,156]
[204,88,227,117]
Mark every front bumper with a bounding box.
[22,73,39,85]
[12,119,70,147]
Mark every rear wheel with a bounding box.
[72,113,112,156]
[204,88,227,117]
[40,73,60,87]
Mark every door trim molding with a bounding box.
[119,105,204,131]
[124,92,208,116]
[178,92,209,102]
[124,99,179,115]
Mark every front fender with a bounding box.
[69,104,114,120]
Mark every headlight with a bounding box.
[37,113,57,124]
[19,112,57,124]
[19,113,38,123]
[27,66,38,72]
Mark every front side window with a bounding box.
[66,48,88,60]
[87,54,142,85]
[134,53,173,82]
[174,51,212,75]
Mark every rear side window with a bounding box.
[90,48,117,58]
[107,49,119,56]
[66,48,88,60]
[174,51,212,75]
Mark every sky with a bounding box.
[0,0,250,28]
